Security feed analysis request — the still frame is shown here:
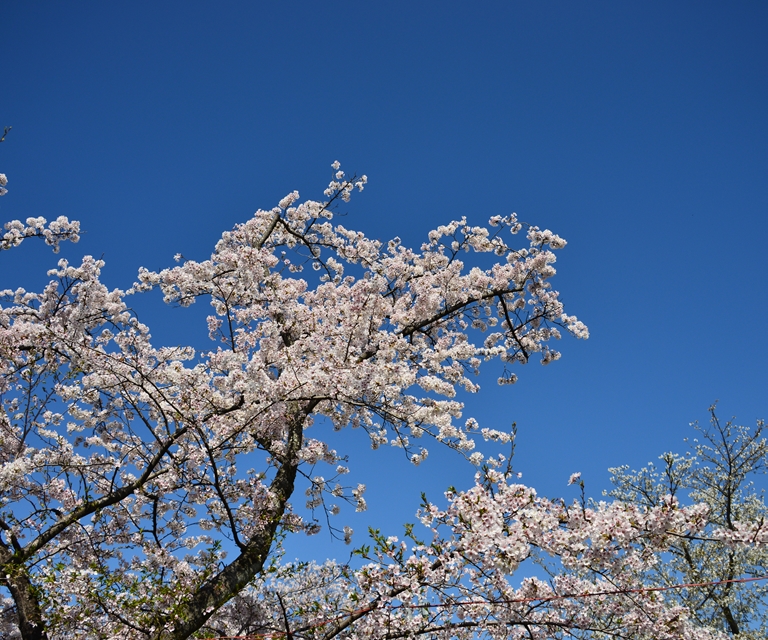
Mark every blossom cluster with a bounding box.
[1,215,80,252]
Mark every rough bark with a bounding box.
[0,548,49,640]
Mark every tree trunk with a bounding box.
[1,551,49,640]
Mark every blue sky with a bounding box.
[2,1,767,563]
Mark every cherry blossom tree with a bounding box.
[0,162,756,640]
[607,406,768,639]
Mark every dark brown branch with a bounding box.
[399,287,520,338]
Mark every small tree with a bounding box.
[607,405,768,638]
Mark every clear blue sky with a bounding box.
[2,2,766,562]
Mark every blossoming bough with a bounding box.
[0,163,746,639]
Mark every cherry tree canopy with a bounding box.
[0,165,759,639]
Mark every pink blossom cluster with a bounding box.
[1,215,80,253]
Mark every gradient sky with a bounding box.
[2,1,766,563]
